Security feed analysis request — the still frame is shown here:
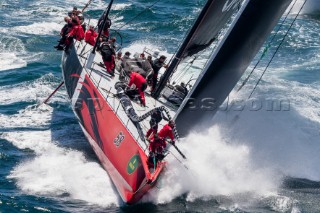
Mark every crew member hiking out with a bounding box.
[146,109,169,138]
[126,70,147,107]
[54,16,71,50]
[64,17,85,51]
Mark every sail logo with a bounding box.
[222,0,241,12]
[114,132,125,147]
[127,155,140,174]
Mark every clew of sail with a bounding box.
[175,0,293,136]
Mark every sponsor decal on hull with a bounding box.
[114,132,125,148]
[127,155,141,175]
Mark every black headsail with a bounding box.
[175,0,293,136]
[152,0,243,98]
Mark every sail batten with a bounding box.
[175,0,293,136]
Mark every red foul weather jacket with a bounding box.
[158,124,175,141]
[128,72,146,105]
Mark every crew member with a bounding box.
[175,82,188,96]
[151,55,168,92]
[64,17,85,51]
[147,133,167,167]
[158,120,176,145]
[100,37,115,76]
[146,109,169,138]
[84,25,98,46]
[54,16,71,50]
[98,14,111,39]
[126,70,147,107]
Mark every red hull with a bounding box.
[62,45,164,204]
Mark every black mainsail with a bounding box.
[175,0,293,136]
[152,0,243,98]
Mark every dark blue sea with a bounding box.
[1,0,320,212]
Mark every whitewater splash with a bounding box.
[142,125,280,204]
[2,103,120,207]
[0,36,27,71]
[5,130,119,206]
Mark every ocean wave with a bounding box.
[12,22,61,36]
[0,35,27,71]
[0,73,65,105]
[113,3,131,11]
[4,130,119,207]
[0,53,27,71]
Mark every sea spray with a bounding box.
[5,130,120,207]
[145,125,279,204]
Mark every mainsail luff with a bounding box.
[153,0,243,98]
[175,0,293,136]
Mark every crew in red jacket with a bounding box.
[158,120,175,144]
[126,70,147,106]
[147,133,167,167]
[66,18,84,43]
[84,25,97,46]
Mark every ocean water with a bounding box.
[0,0,320,212]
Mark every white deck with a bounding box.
[73,40,178,150]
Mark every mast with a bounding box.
[92,0,114,54]
[175,0,293,136]
[86,0,114,68]
[151,0,213,99]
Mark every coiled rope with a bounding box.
[115,83,180,140]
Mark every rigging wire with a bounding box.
[171,56,197,83]
[116,0,163,31]
[237,0,300,93]
[248,0,307,99]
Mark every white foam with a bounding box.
[113,3,131,10]
[0,35,27,71]
[12,22,61,36]
[267,195,294,212]
[143,126,279,204]
[0,104,53,129]
[212,98,320,181]
[0,74,66,105]
[0,52,27,71]
[4,130,119,207]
